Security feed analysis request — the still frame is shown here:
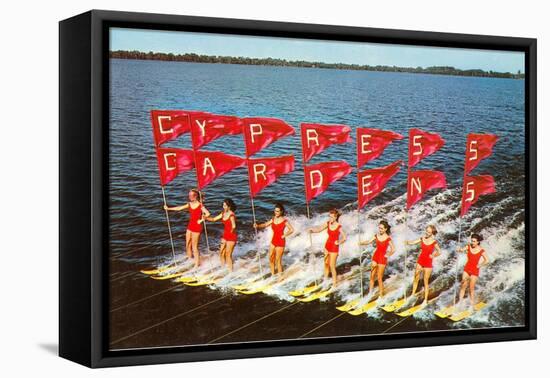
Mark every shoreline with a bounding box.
[109,51,524,80]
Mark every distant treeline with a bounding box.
[110,50,524,79]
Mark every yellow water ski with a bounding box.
[175,275,202,283]
[382,298,407,313]
[397,296,439,317]
[238,284,272,295]
[289,284,320,297]
[185,278,221,287]
[396,303,427,317]
[336,298,361,312]
[297,288,333,303]
[150,272,186,280]
[140,264,176,275]
[347,299,379,316]
[435,305,456,319]
[449,302,487,322]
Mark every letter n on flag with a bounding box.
[156,148,195,186]
[304,161,352,202]
[407,170,447,209]
[357,128,404,168]
[408,128,445,168]
[190,113,243,150]
[247,155,295,197]
[301,123,352,163]
[460,175,496,216]
[464,133,498,175]
[151,110,208,146]
[194,150,246,189]
[358,160,402,209]
[242,118,295,157]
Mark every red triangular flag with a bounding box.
[464,134,499,175]
[194,150,246,189]
[190,113,243,150]
[461,175,496,216]
[151,110,208,146]
[408,128,445,168]
[247,155,295,197]
[304,161,352,202]
[242,118,295,157]
[357,128,404,168]
[358,160,402,209]
[156,148,195,186]
[407,170,447,209]
[301,123,352,163]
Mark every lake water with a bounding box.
[109,59,526,349]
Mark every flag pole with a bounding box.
[189,132,212,268]
[453,215,463,306]
[403,167,410,301]
[300,127,317,286]
[356,140,364,299]
[161,185,177,262]
[246,163,264,277]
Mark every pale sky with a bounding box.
[110,28,525,74]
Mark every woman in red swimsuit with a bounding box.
[206,198,238,272]
[456,233,489,310]
[359,220,395,298]
[309,209,347,287]
[254,203,294,277]
[164,189,210,268]
[406,225,441,305]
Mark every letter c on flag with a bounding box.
[158,116,173,135]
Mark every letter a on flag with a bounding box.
[301,123,352,163]
[247,155,295,197]
[406,170,447,209]
[304,161,352,202]
[194,151,246,189]
[151,110,208,146]
[156,148,195,186]
[357,128,404,168]
[464,134,499,175]
[408,128,445,168]
[357,160,402,209]
[460,175,496,216]
[242,118,295,157]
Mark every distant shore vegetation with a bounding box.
[110,50,524,79]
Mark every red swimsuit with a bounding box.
[325,222,341,254]
[417,239,437,268]
[222,213,237,242]
[187,202,203,233]
[271,218,287,248]
[372,235,391,265]
[464,245,484,277]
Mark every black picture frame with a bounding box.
[59,9,537,368]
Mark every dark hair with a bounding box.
[379,220,391,235]
[190,188,204,202]
[471,233,483,243]
[224,198,237,212]
[274,203,285,216]
[428,224,438,236]
[329,208,341,221]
